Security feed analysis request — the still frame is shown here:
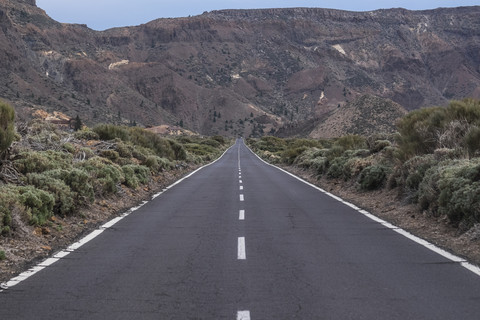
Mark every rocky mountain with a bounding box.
[0,0,479,137]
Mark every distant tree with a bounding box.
[0,101,15,155]
[179,120,184,127]
[74,115,82,131]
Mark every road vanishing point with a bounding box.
[2,139,480,319]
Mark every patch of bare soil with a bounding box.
[0,165,199,283]
[285,166,480,267]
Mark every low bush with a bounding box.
[282,146,308,165]
[396,99,480,160]
[327,157,348,179]
[333,135,367,151]
[25,173,75,216]
[122,165,150,189]
[168,139,188,160]
[77,157,124,195]
[17,186,55,226]
[93,124,130,141]
[115,141,133,158]
[418,159,480,228]
[46,168,94,204]
[358,165,388,190]
[14,150,73,174]
[344,157,373,180]
[184,143,216,156]
[143,155,173,173]
[0,186,21,234]
[129,127,175,160]
[74,128,100,140]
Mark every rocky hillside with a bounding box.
[0,0,479,136]
[308,95,408,138]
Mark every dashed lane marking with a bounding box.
[239,210,245,220]
[237,310,251,320]
[238,237,246,260]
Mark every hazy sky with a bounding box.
[36,0,479,31]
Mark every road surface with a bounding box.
[1,139,480,319]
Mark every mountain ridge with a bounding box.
[0,1,479,137]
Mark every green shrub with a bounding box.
[168,139,187,160]
[358,165,388,190]
[122,165,150,189]
[14,150,73,174]
[311,157,329,175]
[100,149,120,162]
[62,143,75,154]
[326,145,345,161]
[334,135,367,151]
[0,186,21,234]
[399,155,436,199]
[0,101,15,154]
[77,157,124,195]
[343,157,373,180]
[93,124,130,141]
[115,142,133,158]
[418,159,480,227]
[131,145,154,162]
[371,140,392,153]
[143,155,173,173]
[184,143,216,156]
[396,99,480,160]
[327,157,348,179]
[211,135,226,145]
[129,127,175,160]
[282,146,308,165]
[25,173,75,216]
[74,128,99,140]
[255,136,286,153]
[46,168,94,204]
[76,147,95,160]
[0,250,5,261]
[17,186,55,226]
[465,126,480,157]
[201,138,221,148]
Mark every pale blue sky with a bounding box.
[36,0,479,31]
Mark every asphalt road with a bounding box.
[1,139,480,319]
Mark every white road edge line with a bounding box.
[237,310,251,320]
[239,210,245,220]
[238,237,246,260]
[0,143,237,292]
[244,142,480,277]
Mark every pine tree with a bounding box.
[0,101,15,155]
[74,115,82,131]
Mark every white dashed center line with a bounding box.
[238,237,246,260]
[239,210,245,220]
[239,180,243,184]
[240,194,244,201]
[240,186,243,190]
[237,310,251,320]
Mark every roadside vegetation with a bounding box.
[248,98,480,233]
[0,105,230,238]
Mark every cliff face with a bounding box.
[0,1,479,136]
